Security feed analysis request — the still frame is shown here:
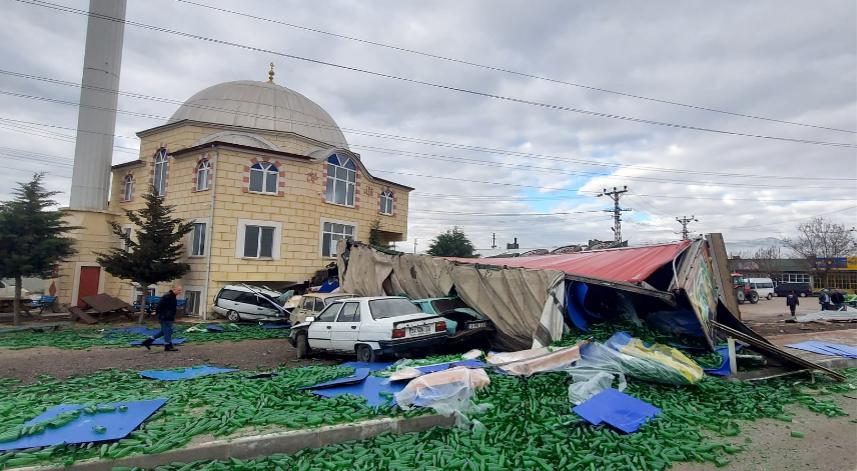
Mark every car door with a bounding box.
[307,303,341,350]
[329,301,361,351]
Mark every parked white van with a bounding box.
[748,278,775,300]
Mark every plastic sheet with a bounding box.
[568,371,625,405]
[566,341,702,386]
[607,333,703,385]
[138,366,237,380]
[486,345,582,376]
[395,367,491,416]
[573,388,661,433]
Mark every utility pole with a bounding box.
[491,233,497,249]
[414,238,418,254]
[676,216,698,240]
[597,186,631,244]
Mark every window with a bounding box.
[218,289,242,301]
[302,297,314,310]
[368,298,423,319]
[153,148,168,196]
[190,223,206,256]
[196,160,211,191]
[322,221,355,258]
[314,299,325,311]
[236,219,281,260]
[185,290,201,316]
[122,175,134,202]
[133,285,156,306]
[325,154,356,206]
[243,225,275,258]
[249,162,278,193]
[316,303,342,322]
[122,227,133,253]
[380,190,394,215]
[337,302,360,322]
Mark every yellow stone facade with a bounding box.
[52,120,411,318]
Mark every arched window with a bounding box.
[196,159,211,191]
[153,148,168,196]
[380,190,394,215]
[325,154,356,206]
[122,174,134,202]
[249,162,278,193]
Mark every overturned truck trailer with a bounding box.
[338,237,729,351]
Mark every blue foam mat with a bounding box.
[0,398,167,451]
[573,388,661,434]
[786,341,857,358]
[139,366,238,380]
[128,338,187,346]
[298,368,371,390]
[339,361,397,372]
[206,325,225,332]
[312,375,405,407]
[415,359,488,374]
[702,345,743,376]
[259,324,291,329]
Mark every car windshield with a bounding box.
[275,289,294,305]
[430,298,469,313]
[369,298,425,319]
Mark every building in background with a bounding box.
[52,70,412,317]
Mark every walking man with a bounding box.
[786,291,799,319]
[830,288,846,311]
[142,285,182,352]
[818,289,831,311]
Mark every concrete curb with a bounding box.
[21,414,455,471]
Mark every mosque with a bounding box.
[51,65,412,317]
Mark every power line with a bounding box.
[4,69,856,184]
[676,216,699,240]
[172,0,856,135]
[13,0,857,149]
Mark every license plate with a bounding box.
[468,322,487,330]
[408,325,430,335]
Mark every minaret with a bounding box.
[68,0,127,211]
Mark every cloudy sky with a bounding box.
[1,0,855,255]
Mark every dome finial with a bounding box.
[267,62,275,83]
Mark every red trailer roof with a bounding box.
[449,240,692,283]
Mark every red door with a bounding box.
[77,266,101,307]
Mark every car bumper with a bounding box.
[377,332,447,354]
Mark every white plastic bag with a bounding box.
[395,367,491,416]
[567,371,625,405]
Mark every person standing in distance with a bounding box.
[818,289,831,311]
[142,285,182,352]
[830,288,845,311]
[786,290,799,320]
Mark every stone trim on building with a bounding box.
[191,153,214,193]
[242,156,286,197]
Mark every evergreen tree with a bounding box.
[0,174,78,325]
[95,186,194,320]
[426,227,476,258]
[368,218,383,246]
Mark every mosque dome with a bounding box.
[168,80,349,149]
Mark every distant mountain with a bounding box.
[724,237,785,256]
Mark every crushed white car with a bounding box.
[288,296,448,362]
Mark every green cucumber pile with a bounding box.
[0,324,289,350]
[106,368,853,471]
[0,365,395,468]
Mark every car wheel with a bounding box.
[356,344,377,363]
[227,310,241,322]
[799,292,807,297]
[295,332,309,359]
[736,290,746,304]
[766,294,773,300]
[749,292,759,304]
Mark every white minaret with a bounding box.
[69,0,127,211]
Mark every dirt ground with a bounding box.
[0,338,336,385]
[736,298,857,337]
[671,392,857,471]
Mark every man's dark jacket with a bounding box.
[155,290,178,321]
[830,292,845,304]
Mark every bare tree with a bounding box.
[753,246,784,279]
[781,217,857,287]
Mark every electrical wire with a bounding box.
[3,69,856,184]
[11,0,857,148]
[172,0,855,135]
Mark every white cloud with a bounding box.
[0,0,853,252]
